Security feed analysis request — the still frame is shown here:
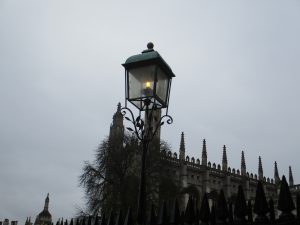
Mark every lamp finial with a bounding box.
[147,42,154,50]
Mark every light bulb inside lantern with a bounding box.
[143,81,153,96]
[145,81,151,89]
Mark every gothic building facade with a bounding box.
[164,132,300,204]
[110,103,300,206]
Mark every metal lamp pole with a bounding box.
[121,43,175,225]
[121,101,173,225]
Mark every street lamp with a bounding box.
[123,42,175,112]
[121,43,175,225]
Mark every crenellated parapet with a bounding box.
[160,132,300,204]
[162,139,292,187]
[163,150,279,187]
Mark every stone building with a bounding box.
[109,103,300,207]
[162,132,300,206]
[28,194,52,225]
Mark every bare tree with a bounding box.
[79,134,139,215]
[79,134,179,216]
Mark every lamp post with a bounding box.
[121,43,175,225]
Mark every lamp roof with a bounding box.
[123,43,175,78]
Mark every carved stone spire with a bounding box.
[241,151,246,176]
[222,145,228,171]
[44,193,49,211]
[179,132,185,161]
[258,156,263,181]
[274,161,280,185]
[109,102,124,140]
[289,166,294,186]
[34,193,52,225]
[201,139,207,166]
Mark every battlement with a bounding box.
[162,150,276,185]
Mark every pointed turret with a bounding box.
[289,166,294,186]
[109,103,124,140]
[258,156,263,181]
[274,161,280,185]
[179,132,185,161]
[241,151,246,176]
[222,145,228,171]
[34,194,52,225]
[44,193,49,211]
[201,139,207,166]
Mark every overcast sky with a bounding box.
[1,0,300,224]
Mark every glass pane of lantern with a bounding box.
[156,67,169,104]
[128,65,156,100]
